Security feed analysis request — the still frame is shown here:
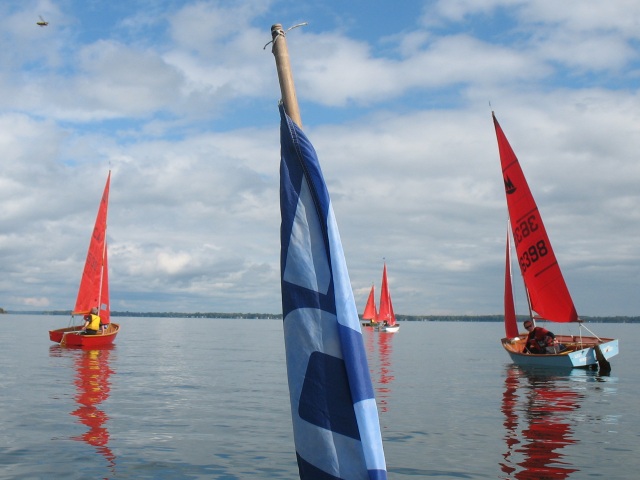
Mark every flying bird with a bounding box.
[36,15,48,27]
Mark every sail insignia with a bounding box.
[504,175,517,194]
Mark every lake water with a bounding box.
[0,316,636,479]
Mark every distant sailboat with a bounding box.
[361,285,379,327]
[493,112,617,369]
[49,172,119,347]
[378,263,399,333]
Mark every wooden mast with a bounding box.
[270,24,302,128]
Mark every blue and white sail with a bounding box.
[279,104,387,480]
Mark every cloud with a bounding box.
[286,31,547,107]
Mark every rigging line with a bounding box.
[580,323,604,342]
[263,22,309,50]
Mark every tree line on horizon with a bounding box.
[4,309,640,323]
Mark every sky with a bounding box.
[1,0,640,316]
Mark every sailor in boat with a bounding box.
[523,320,564,354]
[81,308,101,335]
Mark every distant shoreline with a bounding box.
[3,310,639,323]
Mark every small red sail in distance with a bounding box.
[378,263,396,326]
[73,172,110,315]
[362,285,378,323]
[493,114,578,323]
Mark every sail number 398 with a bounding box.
[519,241,549,272]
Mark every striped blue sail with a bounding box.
[279,104,387,480]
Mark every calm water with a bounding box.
[0,316,637,479]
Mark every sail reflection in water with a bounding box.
[73,347,116,469]
[501,366,583,479]
[363,328,396,413]
[51,346,116,472]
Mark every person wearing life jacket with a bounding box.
[523,320,557,354]
[82,308,101,335]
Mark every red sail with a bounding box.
[493,114,578,323]
[362,285,378,322]
[378,263,396,326]
[100,245,110,325]
[73,172,110,315]
[504,229,519,338]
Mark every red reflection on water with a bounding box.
[71,347,116,471]
[376,332,395,413]
[363,328,396,414]
[364,325,376,363]
[500,366,580,479]
[501,367,520,477]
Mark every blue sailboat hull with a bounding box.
[502,336,619,369]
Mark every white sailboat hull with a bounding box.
[501,336,618,368]
[379,324,400,333]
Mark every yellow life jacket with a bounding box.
[86,314,101,331]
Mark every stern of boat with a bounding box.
[599,339,619,360]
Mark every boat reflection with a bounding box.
[500,365,585,479]
[363,328,395,413]
[50,345,116,473]
[376,332,395,413]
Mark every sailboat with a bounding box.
[361,285,379,327]
[49,172,119,347]
[378,263,399,333]
[493,112,618,369]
